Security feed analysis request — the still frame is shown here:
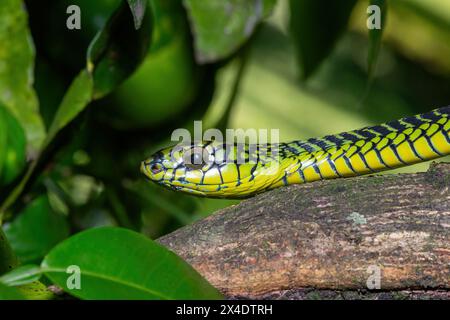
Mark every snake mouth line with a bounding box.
[165,184,182,191]
[158,181,208,196]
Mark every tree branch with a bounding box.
[158,163,450,299]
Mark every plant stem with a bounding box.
[0,159,38,223]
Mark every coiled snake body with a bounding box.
[141,106,450,198]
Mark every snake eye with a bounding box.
[150,163,163,174]
[183,147,208,170]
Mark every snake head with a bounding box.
[141,140,284,198]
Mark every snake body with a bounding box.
[141,106,450,198]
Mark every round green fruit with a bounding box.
[109,37,201,129]
[102,0,203,129]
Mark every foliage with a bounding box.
[184,0,276,62]
[0,0,45,154]
[289,0,358,80]
[1,0,450,300]
[3,196,70,263]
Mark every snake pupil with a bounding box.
[150,163,163,174]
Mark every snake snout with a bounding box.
[141,151,167,175]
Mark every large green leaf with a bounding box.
[0,282,25,300]
[367,0,388,79]
[42,227,223,300]
[0,0,45,153]
[4,196,70,263]
[87,1,153,99]
[183,0,276,63]
[289,0,357,80]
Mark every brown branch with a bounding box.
[158,162,450,299]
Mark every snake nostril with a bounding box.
[150,163,163,174]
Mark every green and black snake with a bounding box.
[141,106,450,198]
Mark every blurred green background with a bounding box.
[1,0,450,266]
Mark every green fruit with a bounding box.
[110,37,201,128]
[105,0,202,129]
[0,105,26,186]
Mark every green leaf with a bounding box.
[0,102,26,186]
[0,227,18,275]
[0,0,45,153]
[4,196,70,263]
[0,282,25,300]
[183,0,276,63]
[289,0,357,80]
[46,70,94,145]
[127,0,148,29]
[0,264,42,287]
[16,281,54,300]
[87,1,153,99]
[367,0,388,79]
[42,227,223,300]
[0,265,55,300]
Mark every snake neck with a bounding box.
[272,106,450,187]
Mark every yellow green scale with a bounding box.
[141,107,450,198]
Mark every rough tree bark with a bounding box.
[158,163,450,300]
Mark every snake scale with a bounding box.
[141,106,450,198]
